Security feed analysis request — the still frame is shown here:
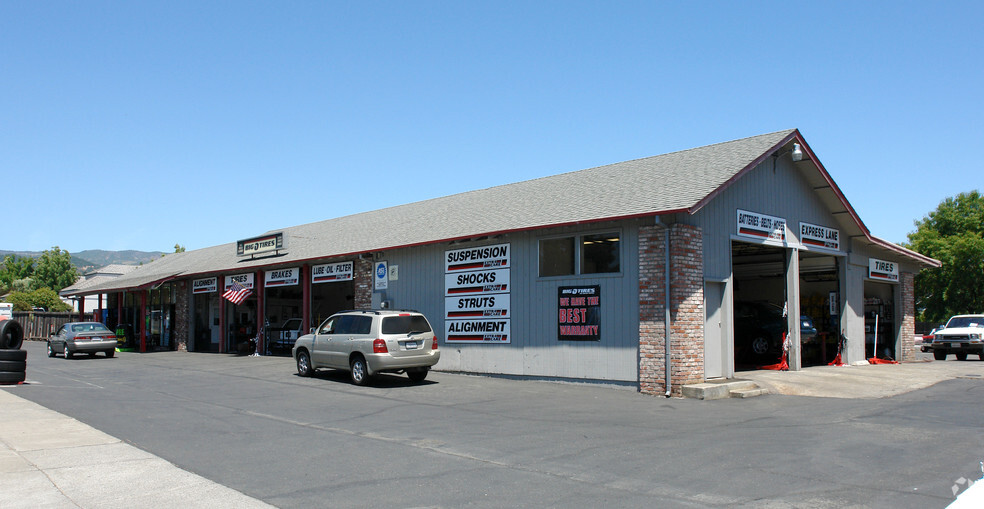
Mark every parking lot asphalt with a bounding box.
[2,340,983,508]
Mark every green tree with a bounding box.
[0,254,35,291]
[174,244,186,253]
[905,190,984,322]
[8,287,71,312]
[32,246,79,291]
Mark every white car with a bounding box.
[293,310,440,385]
[930,314,984,361]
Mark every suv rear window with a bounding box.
[381,315,432,335]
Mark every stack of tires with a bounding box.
[0,319,26,385]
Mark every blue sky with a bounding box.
[3,1,981,254]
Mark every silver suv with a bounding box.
[293,310,440,385]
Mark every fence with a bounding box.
[12,311,93,340]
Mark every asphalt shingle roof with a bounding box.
[67,129,809,295]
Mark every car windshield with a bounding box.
[71,323,112,333]
[945,317,984,329]
[382,315,431,335]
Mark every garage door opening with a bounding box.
[864,281,896,360]
[732,241,788,371]
[798,252,841,367]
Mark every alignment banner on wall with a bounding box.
[311,261,354,283]
[192,277,217,294]
[445,243,511,343]
[558,286,601,341]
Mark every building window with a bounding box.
[581,233,620,274]
[539,232,620,277]
[539,237,575,277]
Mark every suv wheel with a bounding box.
[296,350,313,377]
[955,353,968,361]
[407,368,428,383]
[933,350,946,361]
[350,355,369,386]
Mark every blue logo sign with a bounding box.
[376,263,387,278]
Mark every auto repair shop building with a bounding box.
[66,129,939,395]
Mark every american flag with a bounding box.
[223,280,253,305]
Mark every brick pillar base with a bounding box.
[899,272,916,362]
[175,281,189,352]
[639,224,705,396]
[354,258,373,310]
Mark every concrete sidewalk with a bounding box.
[741,358,984,398]
[0,389,273,509]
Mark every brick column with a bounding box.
[669,224,705,389]
[899,272,916,362]
[354,257,373,310]
[175,281,189,352]
[638,225,666,395]
[639,224,705,396]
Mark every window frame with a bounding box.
[537,229,623,279]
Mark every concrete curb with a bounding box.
[0,389,274,509]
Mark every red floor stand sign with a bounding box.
[868,357,899,365]
[761,332,789,371]
[828,334,845,366]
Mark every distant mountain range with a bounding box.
[0,249,165,272]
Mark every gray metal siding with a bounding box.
[376,221,641,382]
[690,157,848,280]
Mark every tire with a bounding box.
[64,345,73,359]
[47,342,56,358]
[296,350,313,377]
[0,360,26,371]
[0,349,27,361]
[0,371,26,384]
[933,350,946,361]
[407,368,428,383]
[350,355,370,386]
[105,350,115,358]
[0,320,24,350]
[955,353,968,361]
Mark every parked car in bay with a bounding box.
[929,314,984,361]
[293,309,440,385]
[47,322,117,359]
[267,318,303,353]
[735,301,819,362]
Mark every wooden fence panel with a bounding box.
[11,312,93,340]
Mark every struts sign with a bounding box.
[737,209,787,244]
[558,286,601,341]
[799,222,840,252]
[445,294,511,319]
[444,243,511,343]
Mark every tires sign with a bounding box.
[869,258,899,283]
